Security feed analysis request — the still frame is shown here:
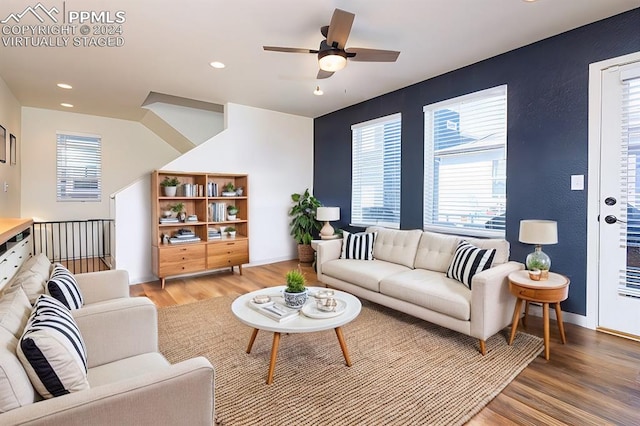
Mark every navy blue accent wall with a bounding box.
[313,9,640,315]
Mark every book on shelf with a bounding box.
[168,237,201,244]
[209,202,226,222]
[252,302,299,322]
[159,217,179,224]
[206,182,218,197]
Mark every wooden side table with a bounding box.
[507,270,570,360]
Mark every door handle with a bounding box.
[604,215,627,224]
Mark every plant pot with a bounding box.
[227,214,237,220]
[222,191,236,197]
[297,244,315,263]
[227,231,236,238]
[163,186,177,197]
[283,289,308,309]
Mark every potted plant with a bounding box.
[171,202,186,222]
[160,176,180,197]
[283,268,307,309]
[222,182,236,196]
[225,226,236,238]
[289,189,322,263]
[227,205,238,220]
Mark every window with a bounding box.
[351,113,401,228]
[423,86,507,236]
[56,132,102,202]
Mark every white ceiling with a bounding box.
[0,0,637,121]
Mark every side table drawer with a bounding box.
[159,245,206,276]
[510,283,569,302]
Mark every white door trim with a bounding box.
[586,51,640,330]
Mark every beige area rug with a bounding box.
[158,296,542,426]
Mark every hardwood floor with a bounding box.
[131,260,640,425]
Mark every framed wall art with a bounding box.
[0,125,5,163]
[10,134,16,165]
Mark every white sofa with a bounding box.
[316,227,524,354]
[0,257,215,425]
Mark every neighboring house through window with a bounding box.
[423,85,507,236]
[56,132,102,202]
[351,113,401,228]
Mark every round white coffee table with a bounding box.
[231,286,361,384]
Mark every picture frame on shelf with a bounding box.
[0,125,5,163]
[9,134,16,165]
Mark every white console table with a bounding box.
[0,218,33,291]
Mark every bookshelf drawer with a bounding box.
[207,239,248,268]
[159,245,206,276]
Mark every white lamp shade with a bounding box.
[519,220,558,245]
[316,207,340,221]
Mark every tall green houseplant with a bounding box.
[289,189,322,262]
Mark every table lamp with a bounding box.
[316,207,340,240]
[519,220,558,277]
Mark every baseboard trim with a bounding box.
[525,303,589,328]
[596,327,640,342]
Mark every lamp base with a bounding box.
[525,245,551,279]
[320,234,340,240]
[319,221,336,239]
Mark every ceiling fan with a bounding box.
[263,8,400,79]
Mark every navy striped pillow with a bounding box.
[446,240,496,289]
[17,294,89,399]
[47,264,84,310]
[341,231,376,260]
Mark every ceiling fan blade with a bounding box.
[263,46,318,54]
[317,69,334,79]
[326,8,355,50]
[346,48,400,62]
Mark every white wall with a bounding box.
[115,103,313,284]
[145,103,224,145]
[0,76,21,217]
[21,107,179,221]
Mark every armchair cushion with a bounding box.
[18,295,89,399]
[446,240,496,289]
[47,264,84,310]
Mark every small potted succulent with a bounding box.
[227,205,238,220]
[160,176,180,197]
[283,268,307,309]
[225,226,236,238]
[222,182,236,196]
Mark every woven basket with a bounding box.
[297,244,315,263]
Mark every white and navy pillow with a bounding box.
[17,294,89,399]
[341,231,377,260]
[446,240,496,289]
[47,264,84,310]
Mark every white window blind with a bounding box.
[619,65,640,297]
[423,85,507,236]
[351,113,401,228]
[56,132,102,202]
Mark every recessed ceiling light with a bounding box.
[523,0,537,2]
[60,103,74,108]
[313,86,324,96]
[210,61,226,69]
[57,83,73,89]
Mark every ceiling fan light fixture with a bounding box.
[318,49,347,72]
[314,86,324,96]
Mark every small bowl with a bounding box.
[253,295,271,304]
[316,290,334,299]
[316,297,338,312]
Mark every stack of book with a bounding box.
[159,217,179,224]
[186,215,198,222]
[252,301,299,322]
[206,182,218,197]
[168,229,201,244]
[209,202,226,222]
[208,227,221,240]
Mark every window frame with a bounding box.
[423,85,507,238]
[56,131,102,202]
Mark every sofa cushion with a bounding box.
[321,259,410,292]
[341,231,376,260]
[466,237,509,265]
[87,352,170,387]
[0,287,31,339]
[0,328,36,413]
[5,271,46,305]
[414,231,460,272]
[17,295,89,399]
[446,241,496,289]
[47,264,84,310]
[367,227,422,268]
[380,269,472,321]
[22,254,52,283]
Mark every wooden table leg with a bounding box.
[334,327,352,367]
[543,303,550,360]
[555,302,567,344]
[266,332,281,385]
[246,328,259,353]
[508,298,524,345]
[523,301,530,327]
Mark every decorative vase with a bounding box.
[297,244,315,263]
[163,186,177,197]
[235,187,244,196]
[283,289,308,309]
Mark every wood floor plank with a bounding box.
[131,260,640,424]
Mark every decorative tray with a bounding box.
[301,298,346,319]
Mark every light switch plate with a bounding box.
[571,175,584,191]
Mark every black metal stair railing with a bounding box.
[32,219,114,274]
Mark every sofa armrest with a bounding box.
[0,357,215,426]
[316,239,343,276]
[73,297,158,368]
[470,261,524,340]
[75,269,130,304]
